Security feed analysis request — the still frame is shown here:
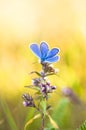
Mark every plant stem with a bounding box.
[40,113,45,130]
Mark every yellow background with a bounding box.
[0,1,86,129]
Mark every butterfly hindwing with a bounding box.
[45,55,60,63]
[46,48,59,59]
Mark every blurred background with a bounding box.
[0,0,86,130]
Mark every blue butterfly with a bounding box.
[29,41,60,63]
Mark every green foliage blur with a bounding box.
[0,0,86,130]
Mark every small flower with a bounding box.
[22,94,35,107]
[51,85,56,90]
[61,87,81,104]
[32,78,41,87]
[23,101,31,107]
[40,82,56,97]
[62,87,73,96]
[29,41,60,63]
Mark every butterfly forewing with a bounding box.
[40,42,49,59]
[30,44,41,58]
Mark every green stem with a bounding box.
[40,113,45,130]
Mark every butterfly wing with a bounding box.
[40,41,49,59]
[30,43,60,63]
[29,44,41,58]
[45,55,60,63]
[46,48,59,59]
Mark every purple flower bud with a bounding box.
[41,87,46,93]
[23,94,33,101]
[51,86,56,90]
[46,84,52,93]
[61,87,81,104]
[40,82,56,96]
[23,101,29,107]
[22,93,35,107]
[46,82,50,86]
[62,88,73,96]
[41,84,46,92]
[32,78,41,87]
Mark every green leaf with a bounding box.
[52,98,69,125]
[30,71,42,76]
[25,85,40,91]
[76,120,86,130]
[0,98,18,130]
[46,113,59,129]
[40,99,46,116]
[44,128,58,130]
[44,128,50,130]
[24,114,41,130]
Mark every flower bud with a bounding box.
[32,78,41,87]
[22,94,35,107]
